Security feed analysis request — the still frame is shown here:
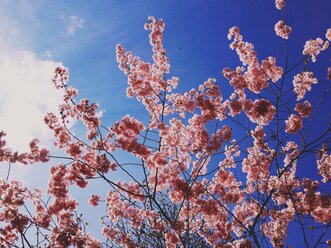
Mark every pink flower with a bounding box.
[243,99,276,125]
[52,66,69,89]
[275,20,292,39]
[261,206,294,247]
[222,66,247,93]
[48,164,69,198]
[303,38,329,62]
[227,100,243,116]
[165,232,180,248]
[261,56,283,83]
[227,26,242,41]
[67,142,83,158]
[282,141,299,166]
[102,226,119,240]
[38,148,50,162]
[317,146,331,183]
[285,114,303,134]
[227,26,258,66]
[293,71,318,100]
[245,65,268,93]
[275,0,285,9]
[64,86,78,102]
[326,28,331,41]
[89,194,101,206]
[294,100,312,118]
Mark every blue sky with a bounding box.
[1,0,330,125]
[0,0,330,246]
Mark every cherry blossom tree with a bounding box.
[0,0,330,247]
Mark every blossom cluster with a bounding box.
[292,71,318,100]
[0,131,49,164]
[274,20,292,39]
[317,145,331,183]
[226,27,283,94]
[303,36,329,63]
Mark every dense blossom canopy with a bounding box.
[0,0,330,247]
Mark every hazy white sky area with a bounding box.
[0,1,75,187]
[0,1,83,152]
[0,51,63,152]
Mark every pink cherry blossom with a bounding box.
[303,37,329,62]
[292,71,318,100]
[282,141,299,166]
[243,99,276,125]
[228,26,257,66]
[261,56,283,82]
[285,114,303,134]
[165,232,180,248]
[326,28,331,41]
[294,100,312,117]
[222,66,247,94]
[53,66,69,89]
[317,145,331,183]
[274,20,292,39]
[275,0,285,10]
[89,194,101,206]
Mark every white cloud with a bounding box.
[67,15,84,37]
[0,51,63,152]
